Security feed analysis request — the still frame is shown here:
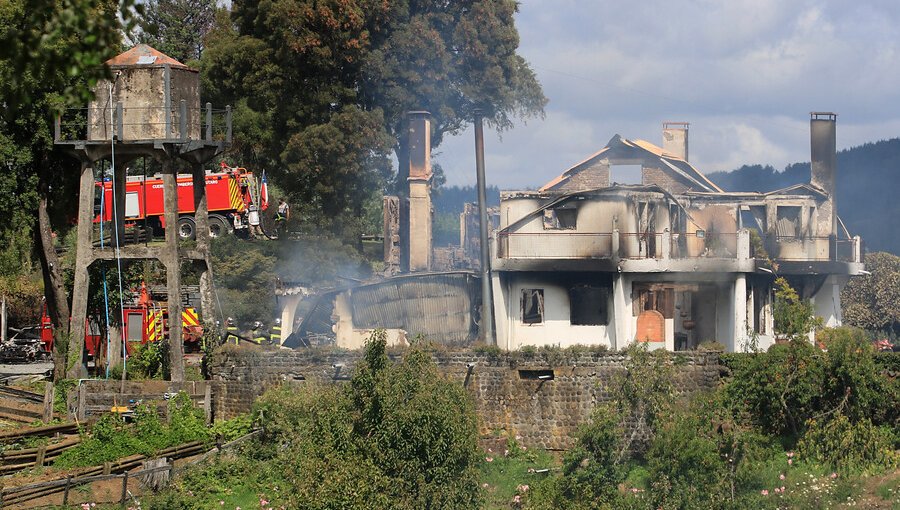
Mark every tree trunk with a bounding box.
[36,156,70,381]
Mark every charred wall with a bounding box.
[210,348,721,450]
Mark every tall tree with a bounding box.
[202,0,546,238]
[0,0,137,378]
[136,0,216,63]
[841,251,900,335]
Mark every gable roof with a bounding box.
[105,44,190,69]
[540,135,724,193]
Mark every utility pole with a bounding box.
[474,110,495,346]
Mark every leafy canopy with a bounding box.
[202,0,546,237]
[135,0,216,64]
[841,251,900,335]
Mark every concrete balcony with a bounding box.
[494,229,863,274]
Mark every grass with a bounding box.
[478,441,558,510]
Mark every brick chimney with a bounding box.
[810,112,837,236]
[406,111,433,272]
[662,122,689,161]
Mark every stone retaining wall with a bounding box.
[209,347,721,450]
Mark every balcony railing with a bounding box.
[497,229,862,264]
[497,232,614,259]
[670,232,739,259]
[54,101,232,144]
[619,232,664,259]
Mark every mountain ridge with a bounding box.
[706,138,900,255]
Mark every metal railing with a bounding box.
[762,235,860,263]
[54,101,232,144]
[496,229,861,264]
[618,232,664,259]
[670,232,739,259]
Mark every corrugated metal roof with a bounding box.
[348,272,480,345]
[295,272,481,346]
[106,44,190,69]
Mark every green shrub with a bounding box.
[525,346,677,509]
[210,414,254,443]
[254,330,483,509]
[556,405,627,506]
[54,391,210,468]
[723,326,898,442]
[53,378,77,415]
[817,327,898,426]
[874,351,900,374]
[721,340,824,438]
[127,342,165,379]
[798,412,900,473]
[774,277,823,340]
[646,409,731,509]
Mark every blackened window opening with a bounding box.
[521,289,544,324]
[569,285,609,325]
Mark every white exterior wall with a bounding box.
[611,274,630,350]
[493,272,763,353]
[502,275,614,350]
[813,274,847,328]
[716,282,734,349]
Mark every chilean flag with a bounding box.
[260,171,269,211]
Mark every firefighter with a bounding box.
[224,318,240,345]
[251,321,267,345]
[274,198,290,237]
[270,318,282,346]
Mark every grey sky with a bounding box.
[435,0,900,188]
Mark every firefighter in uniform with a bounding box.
[270,318,282,346]
[274,199,290,237]
[224,318,240,345]
[251,321,267,345]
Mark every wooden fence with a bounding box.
[0,440,207,507]
[72,380,211,423]
[0,431,261,509]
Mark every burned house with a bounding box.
[491,114,863,352]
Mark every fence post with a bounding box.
[35,444,46,467]
[63,476,72,505]
[76,384,86,422]
[120,472,129,508]
[203,383,212,424]
[42,382,55,423]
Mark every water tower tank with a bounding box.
[88,44,200,141]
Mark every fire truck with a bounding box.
[37,284,204,365]
[94,167,257,240]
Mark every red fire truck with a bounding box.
[94,167,256,239]
[42,283,204,364]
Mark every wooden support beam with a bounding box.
[68,160,95,379]
[162,159,184,382]
[192,162,216,329]
[112,160,127,247]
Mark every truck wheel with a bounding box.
[208,214,231,238]
[177,217,196,240]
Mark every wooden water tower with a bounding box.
[54,44,231,380]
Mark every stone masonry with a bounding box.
[209,347,721,450]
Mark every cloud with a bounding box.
[436,0,900,188]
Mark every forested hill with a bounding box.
[706,138,900,255]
